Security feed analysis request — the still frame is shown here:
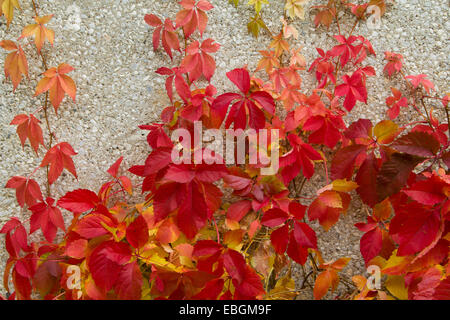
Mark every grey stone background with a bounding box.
[0,0,448,297]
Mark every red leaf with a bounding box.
[293,222,317,249]
[192,278,224,300]
[5,176,43,208]
[115,261,143,300]
[29,198,65,242]
[376,153,422,202]
[177,182,208,239]
[286,231,308,265]
[40,142,77,185]
[390,204,441,256]
[383,52,403,77]
[335,71,367,111]
[107,156,123,178]
[126,215,149,249]
[261,208,289,228]
[404,178,447,206]
[226,68,250,94]
[406,74,435,93]
[227,200,252,222]
[360,227,383,264]
[391,131,440,158]
[57,189,99,214]
[331,144,367,180]
[289,201,307,221]
[223,249,246,284]
[10,114,44,153]
[355,153,380,207]
[270,224,289,254]
[65,239,88,259]
[88,241,131,291]
[73,213,115,239]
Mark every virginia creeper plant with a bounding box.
[0,0,449,300]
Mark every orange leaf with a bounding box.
[0,40,28,90]
[35,63,76,113]
[20,15,54,53]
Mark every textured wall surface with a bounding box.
[0,0,448,296]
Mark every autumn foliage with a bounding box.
[0,0,449,301]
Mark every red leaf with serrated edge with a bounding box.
[270,224,289,254]
[107,156,123,178]
[142,147,173,176]
[175,0,213,38]
[390,204,441,256]
[193,240,223,258]
[73,213,115,239]
[386,87,408,120]
[406,74,435,93]
[308,191,351,231]
[126,215,149,249]
[139,124,172,149]
[29,197,65,242]
[335,71,367,111]
[210,69,274,130]
[303,115,344,149]
[360,227,382,265]
[0,217,21,234]
[223,249,246,284]
[233,267,265,299]
[65,239,88,259]
[40,142,77,185]
[331,144,367,180]
[192,278,224,300]
[250,91,275,115]
[5,176,43,208]
[376,153,422,202]
[227,200,252,222]
[293,222,317,249]
[289,201,307,221]
[280,134,322,184]
[355,153,380,207]
[153,182,184,221]
[383,52,404,77]
[57,189,99,214]
[433,277,450,300]
[403,175,448,206]
[145,17,180,59]
[287,231,308,265]
[115,261,142,300]
[391,131,440,158]
[261,208,289,228]
[329,35,359,67]
[177,181,208,239]
[10,114,44,153]
[181,39,219,82]
[144,14,162,27]
[227,68,250,94]
[88,241,131,291]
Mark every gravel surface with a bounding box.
[0,0,448,297]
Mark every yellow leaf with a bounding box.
[385,275,408,300]
[268,273,297,300]
[332,179,358,192]
[1,0,20,27]
[247,0,269,14]
[285,0,309,20]
[223,229,245,250]
[374,120,399,144]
